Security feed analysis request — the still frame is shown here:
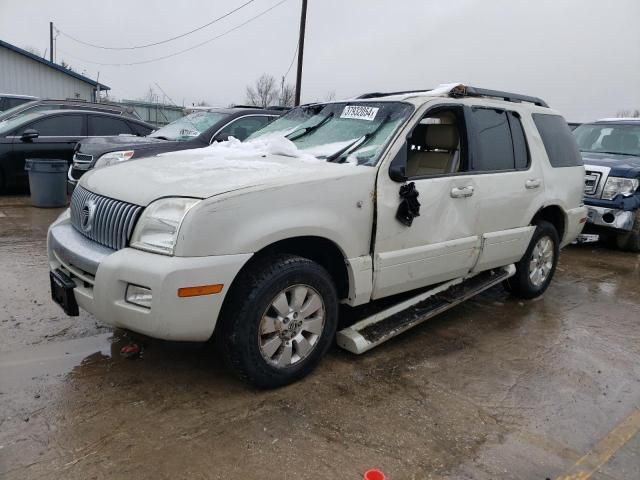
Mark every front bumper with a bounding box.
[585,205,635,232]
[48,218,252,341]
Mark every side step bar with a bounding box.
[336,265,516,354]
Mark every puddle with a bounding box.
[0,333,115,391]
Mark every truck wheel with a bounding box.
[505,220,559,299]
[216,254,338,389]
[614,210,640,252]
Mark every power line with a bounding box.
[57,0,289,67]
[56,0,256,50]
[283,42,298,80]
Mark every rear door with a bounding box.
[464,106,542,272]
[9,113,86,186]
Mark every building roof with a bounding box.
[0,39,110,90]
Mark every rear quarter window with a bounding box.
[532,113,583,167]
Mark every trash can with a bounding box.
[24,159,68,208]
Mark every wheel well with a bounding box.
[244,236,350,299]
[531,206,565,241]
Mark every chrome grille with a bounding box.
[70,186,143,250]
[73,153,93,164]
[584,171,601,196]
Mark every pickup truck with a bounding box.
[48,84,587,388]
[573,118,640,251]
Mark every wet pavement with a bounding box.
[1,195,639,480]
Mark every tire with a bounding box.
[614,210,640,252]
[216,254,338,389]
[505,220,560,299]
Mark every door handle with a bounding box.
[525,178,541,189]
[450,185,474,198]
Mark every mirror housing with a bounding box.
[213,133,230,143]
[389,142,408,182]
[21,129,39,141]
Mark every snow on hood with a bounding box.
[81,135,369,206]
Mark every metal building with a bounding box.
[0,39,109,101]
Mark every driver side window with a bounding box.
[405,108,466,178]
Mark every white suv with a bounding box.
[48,84,587,388]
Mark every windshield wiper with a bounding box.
[152,136,171,140]
[286,112,334,141]
[326,114,391,163]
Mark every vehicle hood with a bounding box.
[80,137,373,206]
[78,136,183,159]
[582,151,640,178]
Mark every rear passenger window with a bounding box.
[469,108,515,171]
[532,114,583,167]
[88,116,133,136]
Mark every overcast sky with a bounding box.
[1,0,638,120]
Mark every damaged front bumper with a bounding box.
[585,205,635,232]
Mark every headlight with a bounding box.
[130,198,200,255]
[602,177,639,200]
[94,150,135,169]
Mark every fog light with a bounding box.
[602,212,615,224]
[126,284,152,309]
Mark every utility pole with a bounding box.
[49,22,54,63]
[294,0,307,106]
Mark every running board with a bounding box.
[336,265,516,354]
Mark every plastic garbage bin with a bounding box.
[24,159,68,208]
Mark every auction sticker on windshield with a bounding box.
[341,105,379,121]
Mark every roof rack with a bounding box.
[356,84,549,108]
[449,85,549,107]
[356,89,431,99]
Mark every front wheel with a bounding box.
[216,254,338,389]
[505,220,560,299]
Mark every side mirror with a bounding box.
[213,133,231,143]
[21,129,39,141]
[389,143,408,182]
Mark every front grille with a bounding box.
[73,153,93,164]
[584,171,601,196]
[70,186,143,250]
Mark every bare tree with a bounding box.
[196,100,210,107]
[246,74,279,107]
[279,83,295,107]
[324,90,336,102]
[616,109,640,118]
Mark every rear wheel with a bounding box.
[614,210,640,252]
[505,220,559,299]
[216,254,338,389]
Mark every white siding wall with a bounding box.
[0,47,95,100]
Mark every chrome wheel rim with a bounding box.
[529,235,554,287]
[258,284,325,368]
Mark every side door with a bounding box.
[87,114,135,137]
[463,106,543,272]
[210,115,276,142]
[9,113,86,185]
[372,103,481,299]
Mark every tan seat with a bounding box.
[407,124,460,177]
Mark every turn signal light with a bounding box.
[177,284,224,298]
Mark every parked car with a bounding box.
[48,84,586,388]
[0,109,154,191]
[0,99,140,122]
[0,93,39,112]
[67,106,286,186]
[574,118,640,251]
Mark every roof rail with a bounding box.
[356,89,431,99]
[449,85,549,107]
[232,104,265,109]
